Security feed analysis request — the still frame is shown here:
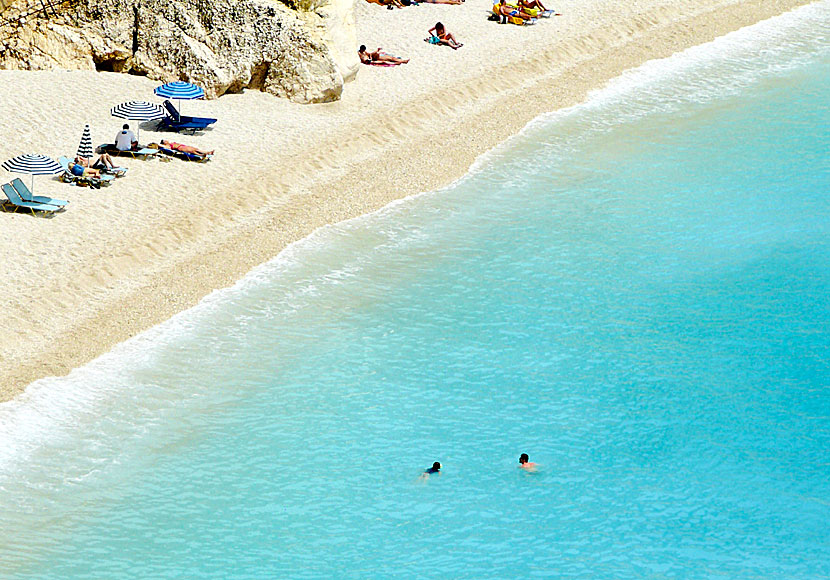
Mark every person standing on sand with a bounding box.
[519,453,537,471]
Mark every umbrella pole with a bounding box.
[31,174,34,194]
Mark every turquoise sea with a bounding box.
[1,3,828,578]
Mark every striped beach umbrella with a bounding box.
[154,81,205,100]
[110,101,165,142]
[2,154,63,193]
[154,81,205,116]
[77,124,94,159]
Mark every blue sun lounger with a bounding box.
[97,144,159,160]
[154,144,212,163]
[12,178,69,207]
[2,182,63,215]
[159,100,217,133]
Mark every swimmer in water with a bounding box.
[519,453,537,471]
[419,462,442,480]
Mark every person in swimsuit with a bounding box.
[518,453,537,471]
[420,0,464,5]
[427,23,463,49]
[519,0,548,11]
[68,160,101,178]
[418,462,442,480]
[76,154,117,171]
[496,0,533,21]
[358,45,410,64]
[159,140,214,156]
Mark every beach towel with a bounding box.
[363,61,403,67]
[424,35,441,44]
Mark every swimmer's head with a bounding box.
[519,453,529,464]
[432,462,441,471]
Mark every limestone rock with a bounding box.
[0,0,358,103]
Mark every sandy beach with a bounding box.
[0,0,812,402]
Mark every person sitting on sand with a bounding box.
[496,0,534,22]
[358,45,410,65]
[518,453,537,471]
[427,22,463,49]
[114,124,138,151]
[158,140,214,157]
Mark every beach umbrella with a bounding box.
[2,154,63,193]
[110,101,165,142]
[154,81,205,116]
[77,124,94,159]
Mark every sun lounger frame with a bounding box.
[1,182,63,216]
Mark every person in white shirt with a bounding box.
[114,124,138,151]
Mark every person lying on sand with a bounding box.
[158,140,214,157]
[427,22,463,49]
[366,0,405,9]
[358,45,410,65]
[497,0,534,22]
[419,0,464,5]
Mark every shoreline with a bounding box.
[0,0,813,402]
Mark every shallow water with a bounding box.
[1,3,829,578]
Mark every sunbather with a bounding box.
[519,0,547,11]
[358,45,410,64]
[366,0,405,8]
[496,0,534,21]
[67,160,102,178]
[419,0,464,5]
[499,0,533,24]
[76,154,117,171]
[158,140,214,156]
[427,22,463,49]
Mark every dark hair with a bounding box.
[123,123,130,130]
[432,462,441,470]
[519,454,529,464]
[359,45,366,52]
[435,22,444,30]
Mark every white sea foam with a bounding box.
[1,0,827,482]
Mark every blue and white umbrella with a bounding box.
[110,101,165,142]
[2,154,63,193]
[77,124,94,159]
[154,81,205,116]
[154,81,205,100]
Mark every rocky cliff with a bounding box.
[0,0,358,103]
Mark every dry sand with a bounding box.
[0,0,813,401]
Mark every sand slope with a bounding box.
[0,0,812,400]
